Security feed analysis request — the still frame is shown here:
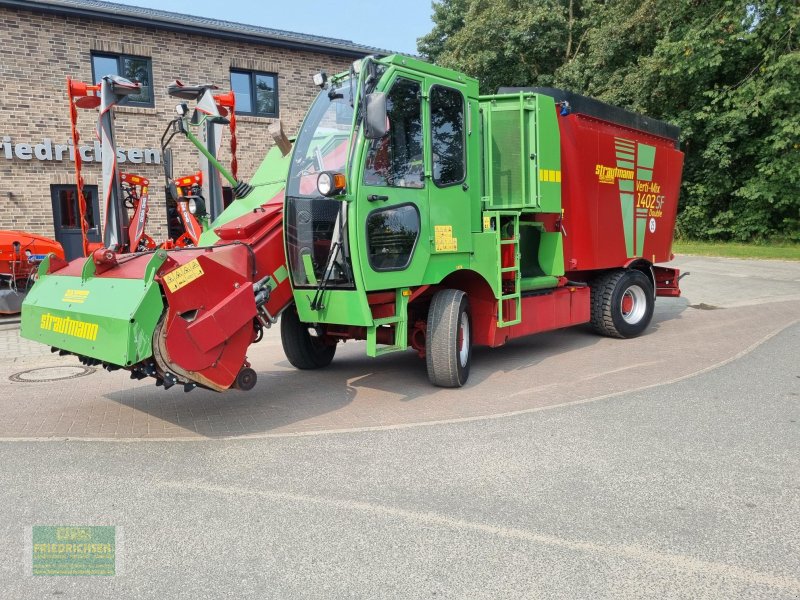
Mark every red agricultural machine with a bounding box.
[161,82,243,248]
[66,75,244,254]
[0,231,65,314]
[22,55,684,392]
[67,74,149,255]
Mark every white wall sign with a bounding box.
[1,137,161,165]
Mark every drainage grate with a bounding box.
[9,365,96,383]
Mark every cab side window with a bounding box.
[430,86,465,187]
[366,204,420,271]
[364,78,424,189]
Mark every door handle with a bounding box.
[368,194,389,202]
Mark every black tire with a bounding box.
[590,269,654,339]
[280,306,336,370]
[426,289,472,387]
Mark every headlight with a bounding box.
[317,173,332,196]
[317,171,346,197]
[187,197,206,216]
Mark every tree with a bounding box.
[419,0,596,92]
[557,0,800,241]
[419,0,800,241]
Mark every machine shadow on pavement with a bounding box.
[99,299,689,438]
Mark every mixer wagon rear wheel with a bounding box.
[426,289,472,388]
[590,269,654,339]
[280,306,336,370]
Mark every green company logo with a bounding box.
[31,526,116,576]
[614,137,656,258]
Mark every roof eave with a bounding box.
[2,0,384,58]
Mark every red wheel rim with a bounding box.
[621,295,634,314]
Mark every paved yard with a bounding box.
[0,255,798,598]
[0,314,798,599]
[0,256,797,439]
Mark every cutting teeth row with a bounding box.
[44,351,197,392]
[150,370,196,392]
[50,347,125,372]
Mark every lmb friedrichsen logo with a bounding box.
[31,526,117,576]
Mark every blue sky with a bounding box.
[123,0,435,54]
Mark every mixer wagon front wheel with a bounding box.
[590,269,654,339]
[280,306,336,370]
[426,289,472,388]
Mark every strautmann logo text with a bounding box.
[595,164,634,185]
[40,313,99,341]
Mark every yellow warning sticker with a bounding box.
[539,169,562,183]
[434,225,458,252]
[163,259,204,293]
[483,216,491,231]
[62,289,90,304]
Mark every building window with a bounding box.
[53,186,98,230]
[50,185,101,260]
[91,53,154,107]
[230,70,278,117]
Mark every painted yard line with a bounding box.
[158,479,800,593]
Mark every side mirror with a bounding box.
[364,92,388,139]
[163,148,174,182]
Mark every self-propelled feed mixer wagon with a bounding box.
[21,55,684,391]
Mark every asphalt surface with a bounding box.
[0,320,798,598]
[0,255,798,598]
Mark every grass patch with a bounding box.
[673,240,800,261]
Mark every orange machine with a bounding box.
[0,230,65,314]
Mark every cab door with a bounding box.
[425,81,471,260]
[356,73,430,291]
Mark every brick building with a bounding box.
[0,0,384,258]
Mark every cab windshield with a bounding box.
[285,78,356,289]
[287,79,354,197]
